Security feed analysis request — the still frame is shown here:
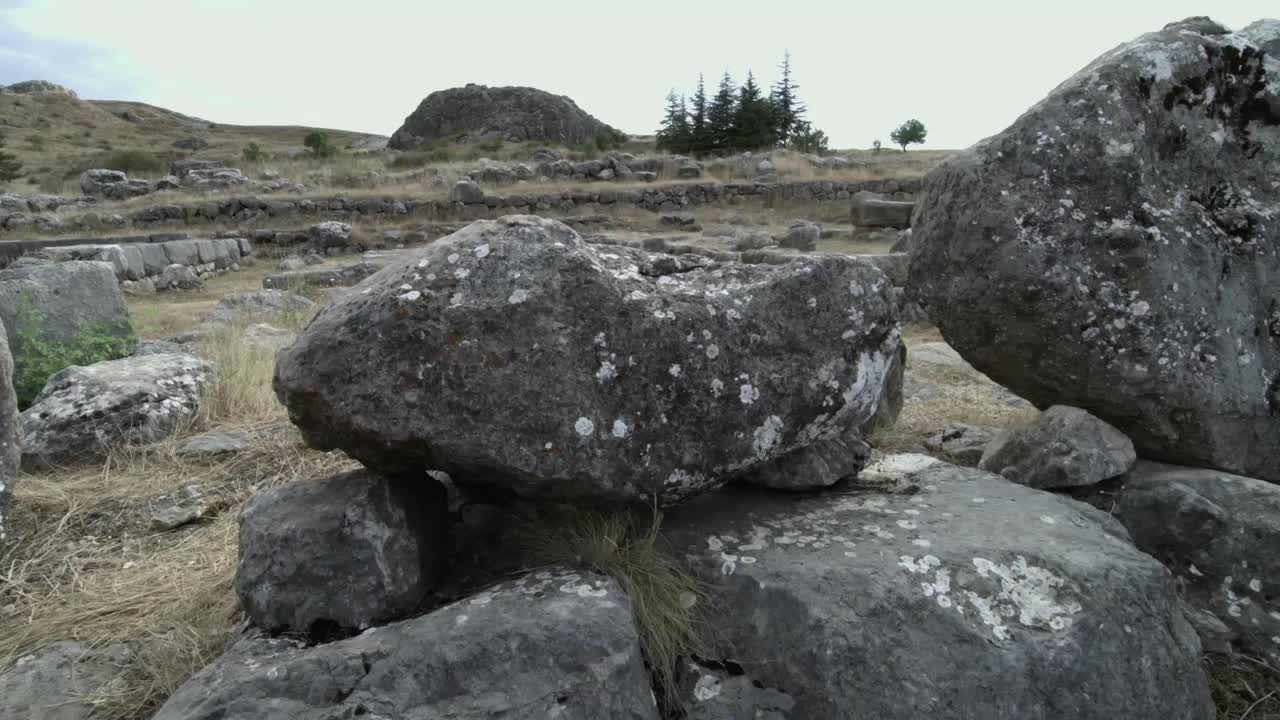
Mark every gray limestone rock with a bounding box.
[664,455,1214,720]
[979,405,1137,489]
[909,18,1280,481]
[274,215,902,504]
[0,641,135,720]
[154,571,659,720]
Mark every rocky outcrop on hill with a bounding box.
[389,84,624,149]
[275,215,903,504]
[910,17,1280,481]
[0,80,77,97]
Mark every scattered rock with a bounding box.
[979,406,1136,489]
[308,221,352,250]
[261,261,382,290]
[150,485,209,531]
[20,353,211,470]
[779,220,819,251]
[79,169,153,200]
[235,469,450,633]
[121,277,157,296]
[659,212,698,229]
[664,456,1214,719]
[0,641,135,720]
[909,18,1280,482]
[275,216,902,504]
[924,422,999,465]
[173,136,209,151]
[242,323,296,351]
[174,430,252,459]
[1082,461,1280,666]
[677,162,703,179]
[448,179,485,205]
[851,190,914,228]
[199,290,314,327]
[155,264,203,291]
[276,257,306,272]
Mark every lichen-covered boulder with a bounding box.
[154,571,659,720]
[909,17,1280,481]
[20,353,210,469]
[235,469,450,633]
[665,455,1214,720]
[275,215,902,504]
[1081,461,1280,667]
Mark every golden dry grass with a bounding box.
[0,317,354,719]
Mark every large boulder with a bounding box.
[0,318,16,545]
[1082,461,1280,666]
[909,18,1280,482]
[979,405,1137,489]
[0,641,134,720]
[448,179,485,205]
[154,571,659,720]
[235,469,450,633]
[388,84,624,149]
[20,353,210,469]
[0,261,135,405]
[665,455,1214,720]
[78,168,153,199]
[307,220,352,250]
[275,215,903,504]
[851,190,914,228]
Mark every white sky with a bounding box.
[1,0,1275,149]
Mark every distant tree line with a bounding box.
[656,52,829,157]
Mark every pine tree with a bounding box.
[732,71,775,151]
[689,74,709,156]
[655,90,691,154]
[769,51,807,145]
[0,131,22,185]
[706,71,738,154]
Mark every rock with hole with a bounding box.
[909,17,1280,482]
[274,215,903,503]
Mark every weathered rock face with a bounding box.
[665,455,1214,720]
[307,220,352,250]
[155,571,659,720]
[0,641,134,720]
[0,318,17,544]
[979,405,1137,489]
[1082,461,1280,666]
[448,179,485,205]
[910,18,1280,482]
[79,169,153,200]
[388,84,623,149]
[779,220,819,251]
[0,261,133,353]
[276,216,902,504]
[235,470,450,633]
[924,422,999,465]
[20,353,210,469]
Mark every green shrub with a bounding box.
[11,301,137,409]
[100,150,167,176]
[303,131,338,159]
[594,128,627,152]
[242,142,265,162]
[387,152,431,169]
[475,137,504,154]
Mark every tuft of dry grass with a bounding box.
[1209,653,1280,719]
[526,509,710,707]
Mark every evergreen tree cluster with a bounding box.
[656,52,825,157]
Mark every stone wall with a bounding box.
[36,237,252,288]
[0,178,921,237]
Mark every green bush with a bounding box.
[100,150,167,175]
[594,128,627,152]
[11,302,137,409]
[387,152,431,169]
[303,131,338,159]
[475,137,505,154]
[242,142,265,162]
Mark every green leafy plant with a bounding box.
[890,119,928,152]
[11,299,137,409]
[303,131,338,159]
[242,142,265,162]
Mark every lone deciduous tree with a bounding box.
[0,131,23,184]
[890,119,927,152]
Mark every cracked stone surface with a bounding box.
[1080,460,1280,667]
[154,570,659,720]
[20,353,210,470]
[664,454,1213,720]
[275,215,903,503]
[909,17,1280,481]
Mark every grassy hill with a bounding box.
[0,89,387,194]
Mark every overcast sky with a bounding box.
[2,0,1275,149]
